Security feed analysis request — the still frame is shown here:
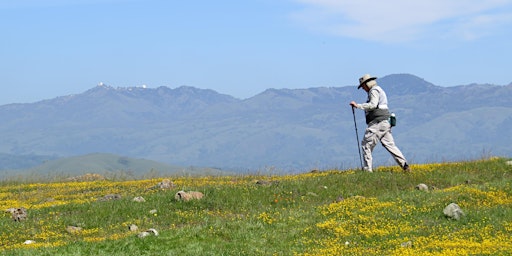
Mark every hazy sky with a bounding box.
[1,0,511,104]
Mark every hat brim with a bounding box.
[358,77,377,89]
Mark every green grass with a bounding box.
[1,157,511,255]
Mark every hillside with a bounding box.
[1,158,511,255]
[0,153,228,180]
[0,74,511,174]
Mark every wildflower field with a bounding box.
[1,158,511,255]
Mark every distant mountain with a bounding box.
[0,75,510,174]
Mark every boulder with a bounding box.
[175,191,204,201]
[415,183,429,191]
[133,196,146,203]
[443,203,464,220]
[128,224,138,231]
[6,207,27,221]
[138,228,158,238]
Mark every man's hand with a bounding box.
[350,101,358,108]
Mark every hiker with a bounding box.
[349,74,410,172]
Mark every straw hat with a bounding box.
[358,74,377,89]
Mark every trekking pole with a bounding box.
[351,106,364,170]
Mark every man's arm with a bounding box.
[355,89,379,110]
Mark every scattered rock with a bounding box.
[128,224,138,232]
[336,195,344,202]
[133,196,146,203]
[174,191,204,201]
[66,225,83,234]
[97,194,122,202]
[138,228,158,238]
[147,228,158,236]
[506,160,512,166]
[159,179,175,189]
[149,209,157,214]
[6,207,27,221]
[443,203,465,220]
[23,240,36,245]
[401,241,413,248]
[148,179,175,190]
[415,183,429,191]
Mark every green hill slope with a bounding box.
[0,153,228,180]
[1,158,511,255]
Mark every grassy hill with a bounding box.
[0,153,230,181]
[1,158,511,255]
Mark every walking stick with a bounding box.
[352,106,363,170]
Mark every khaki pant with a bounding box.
[362,120,407,172]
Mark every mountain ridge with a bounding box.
[0,73,510,174]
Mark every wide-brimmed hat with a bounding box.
[358,74,377,89]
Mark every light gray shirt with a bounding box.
[356,85,388,111]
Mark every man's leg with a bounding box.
[380,124,408,169]
[361,123,379,172]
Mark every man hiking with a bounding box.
[350,74,410,172]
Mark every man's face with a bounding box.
[362,84,370,92]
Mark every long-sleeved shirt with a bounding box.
[356,86,388,111]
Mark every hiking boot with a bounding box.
[403,163,411,172]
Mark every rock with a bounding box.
[401,241,413,248]
[506,160,512,165]
[415,183,429,191]
[138,228,158,238]
[5,208,16,213]
[148,179,175,190]
[133,196,146,202]
[147,228,158,236]
[149,209,157,214]
[23,240,36,245]
[97,194,122,201]
[443,203,465,220]
[128,224,138,231]
[66,226,83,234]
[336,195,344,202]
[7,207,27,221]
[175,191,204,201]
[158,179,175,189]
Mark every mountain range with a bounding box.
[0,74,510,176]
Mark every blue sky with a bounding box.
[1,0,512,104]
